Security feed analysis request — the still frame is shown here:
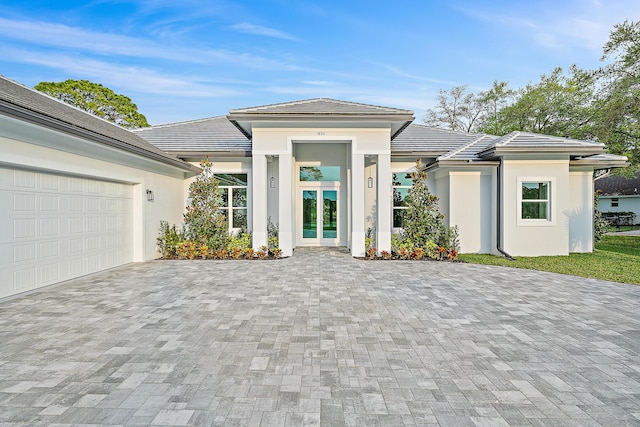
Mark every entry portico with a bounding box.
[226,99,414,257]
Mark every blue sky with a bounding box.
[0,0,638,125]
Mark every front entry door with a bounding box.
[300,188,339,245]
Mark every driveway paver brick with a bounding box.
[0,247,639,426]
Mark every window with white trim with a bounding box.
[392,172,413,228]
[215,174,247,232]
[521,181,550,220]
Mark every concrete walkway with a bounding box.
[0,248,639,426]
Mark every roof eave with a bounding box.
[423,159,500,171]
[478,146,605,158]
[1,100,200,175]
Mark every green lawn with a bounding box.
[458,235,640,285]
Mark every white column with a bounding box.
[376,153,391,254]
[278,154,293,257]
[351,153,365,257]
[252,154,268,250]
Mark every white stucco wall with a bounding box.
[501,159,570,256]
[447,169,495,254]
[0,127,188,263]
[568,171,594,252]
[250,127,392,255]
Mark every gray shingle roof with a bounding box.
[0,75,197,173]
[391,124,485,155]
[133,116,251,154]
[479,131,604,157]
[595,171,640,196]
[229,98,413,115]
[437,134,498,161]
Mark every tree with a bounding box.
[476,80,514,135]
[424,85,486,132]
[35,79,149,128]
[183,159,228,248]
[481,67,595,139]
[402,159,444,248]
[591,20,640,174]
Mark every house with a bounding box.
[594,172,640,225]
[0,76,628,299]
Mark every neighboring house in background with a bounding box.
[595,172,640,225]
[0,75,628,299]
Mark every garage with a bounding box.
[0,167,133,299]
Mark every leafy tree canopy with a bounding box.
[425,20,640,174]
[34,79,149,128]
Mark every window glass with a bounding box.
[392,172,413,228]
[521,181,549,220]
[215,173,248,231]
[300,166,341,182]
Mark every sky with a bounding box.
[0,0,639,125]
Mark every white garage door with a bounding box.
[0,167,133,299]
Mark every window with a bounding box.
[392,172,413,228]
[215,174,247,231]
[521,181,550,220]
[611,198,619,207]
[299,166,340,182]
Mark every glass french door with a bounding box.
[300,188,338,244]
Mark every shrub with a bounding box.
[157,220,185,258]
[227,232,252,253]
[176,240,197,259]
[231,247,244,259]
[367,247,377,259]
[184,159,229,249]
[411,247,424,260]
[403,159,445,249]
[267,217,279,249]
[244,248,255,259]
[257,246,268,259]
[270,247,283,258]
[398,247,410,260]
[198,245,209,260]
[593,191,609,243]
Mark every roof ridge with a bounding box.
[408,123,486,137]
[438,134,493,160]
[229,97,413,114]
[134,115,228,130]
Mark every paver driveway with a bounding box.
[0,248,639,426]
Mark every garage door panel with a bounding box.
[0,167,133,299]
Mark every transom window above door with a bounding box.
[299,166,340,182]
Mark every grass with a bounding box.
[458,235,640,285]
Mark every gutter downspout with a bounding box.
[496,162,515,260]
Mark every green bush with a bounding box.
[184,159,229,249]
[227,232,252,253]
[157,220,185,258]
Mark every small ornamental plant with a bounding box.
[381,250,391,260]
[367,247,377,260]
[231,247,244,259]
[257,246,269,260]
[244,248,255,259]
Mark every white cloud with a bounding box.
[227,23,299,41]
[0,17,299,71]
[1,45,241,98]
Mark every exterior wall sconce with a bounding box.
[368,176,374,188]
[146,189,154,202]
[270,177,275,188]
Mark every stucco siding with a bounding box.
[502,159,570,256]
[568,171,594,252]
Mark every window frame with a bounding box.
[392,171,414,231]
[517,177,555,226]
[611,198,619,208]
[215,173,248,233]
